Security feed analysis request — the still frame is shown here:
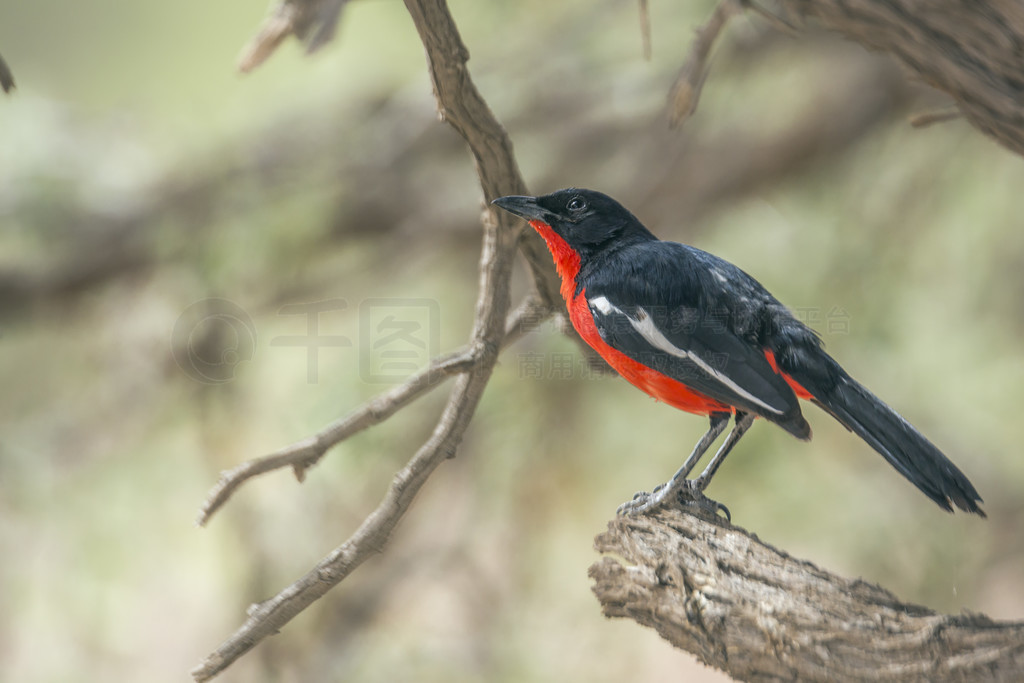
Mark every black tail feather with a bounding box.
[788,355,985,516]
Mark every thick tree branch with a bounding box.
[590,508,1024,681]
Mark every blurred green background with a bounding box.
[2,1,1022,681]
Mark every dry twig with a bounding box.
[910,105,963,129]
[237,0,353,72]
[196,296,549,527]
[638,0,652,61]
[667,0,744,127]
[193,0,538,678]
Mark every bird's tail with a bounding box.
[792,358,984,516]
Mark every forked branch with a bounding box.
[193,0,542,678]
[196,295,549,527]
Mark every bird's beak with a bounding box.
[491,195,553,223]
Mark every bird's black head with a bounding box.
[492,188,655,258]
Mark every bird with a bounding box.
[492,188,984,519]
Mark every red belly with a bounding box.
[568,291,733,416]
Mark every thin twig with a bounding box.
[196,350,472,526]
[667,0,744,127]
[193,0,537,677]
[237,0,353,73]
[638,0,652,61]
[196,296,550,527]
[909,105,962,128]
[744,0,800,35]
[236,0,564,310]
[237,3,298,73]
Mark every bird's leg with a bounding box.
[675,411,756,521]
[691,411,754,489]
[617,413,729,516]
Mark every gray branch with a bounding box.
[591,509,1024,681]
[671,0,1024,156]
[775,0,1024,156]
[195,295,547,527]
[192,0,542,678]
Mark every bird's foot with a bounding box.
[616,482,672,516]
[616,479,730,522]
[676,479,731,522]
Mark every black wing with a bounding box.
[583,241,811,438]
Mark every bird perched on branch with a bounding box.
[493,188,984,520]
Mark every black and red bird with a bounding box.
[493,188,984,518]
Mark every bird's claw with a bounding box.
[616,479,730,522]
[676,480,731,522]
[616,488,664,516]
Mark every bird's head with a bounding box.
[492,188,654,258]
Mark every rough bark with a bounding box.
[781,0,1024,155]
[590,509,1024,682]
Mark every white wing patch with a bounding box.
[587,295,784,416]
[589,295,614,315]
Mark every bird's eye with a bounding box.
[567,196,588,213]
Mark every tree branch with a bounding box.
[235,1,565,314]
[237,0,353,72]
[195,295,549,527]
[638,0,653,60]
[668,0,744,126]
[193,0,542,678]
[590,508,1024,681]
[786,0,1024,155]
[680,0,1024,156]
